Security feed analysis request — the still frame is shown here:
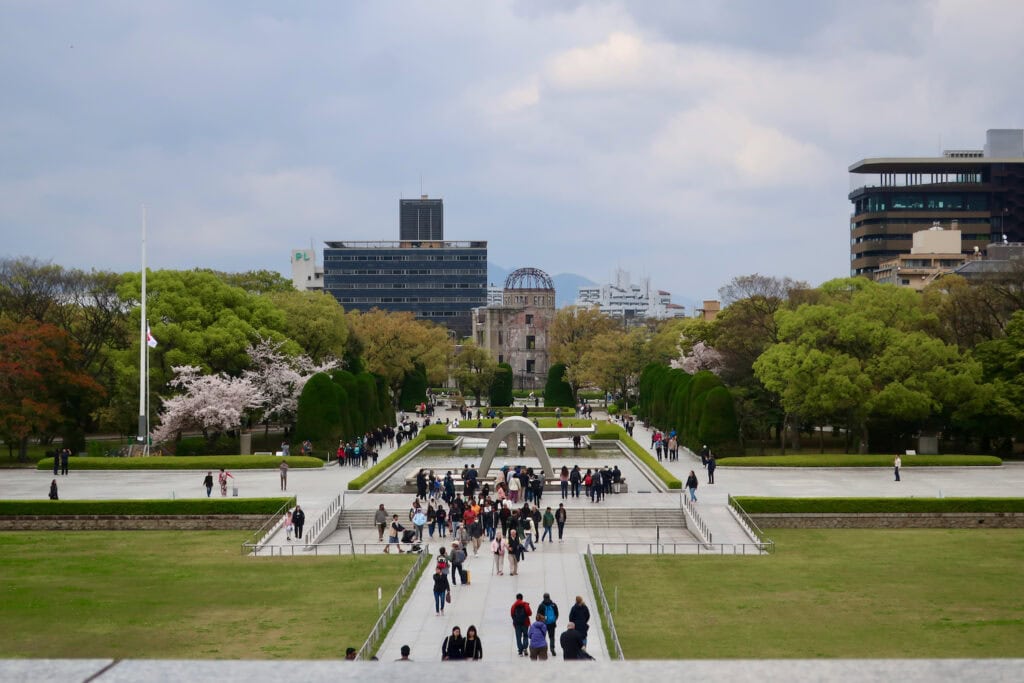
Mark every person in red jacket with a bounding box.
[510,593,532,656]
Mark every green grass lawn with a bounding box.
[36,455,324,470]
[718,454,1001,467]
[0,531,416,659]
[595,529,1024,658]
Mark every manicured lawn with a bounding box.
[595,529,1024,658]
[733,496,1024,514]
[36,455,324,470]
[0,531,415,659]
[717,454,1001,467]
[0,498,294,516]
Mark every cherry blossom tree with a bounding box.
[677,341,725,376]
[243,338,339,431]
[152,366,263,445]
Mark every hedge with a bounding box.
[347,424,452,490]
[0,497,295,516]
[733,497,1024,514]
[544,363,575,407]
[590,423,681,489]
[489,363,514,407]
[37,455,324,471]
[716,455,1002,467]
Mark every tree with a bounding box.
[243,338,339,434]
[346,309,451,405]
[544,363,575,407]
[0,321,104,460]
[204,268,296,295]
[549,306,617,400]
[754,278,982,453]
[576,328,649,409]
[294,373,345,449]
[151,366,263,446]
[489,363,514,407]
[267,290,349,363]
[452,341,498,407]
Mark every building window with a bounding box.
[526,359,535,373]
[498,354,504,364]
[525,314,533,325]
[526,335,536,350]
[498,331,503,345]
[477,331,484,345]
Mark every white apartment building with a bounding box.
[575,268,685,320]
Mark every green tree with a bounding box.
[489,363,514,407]
[267,290,348,363]
[549,306,617,400]
[576,328,649,410]
[398,364,428,411]
[452,341,497,407]
[544,363,575,407]
[294,373,344,449]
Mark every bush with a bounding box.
[716,455,1002,467]
[578,390,604,401]
[490,363,514,407]
[0,498,295,516]
[544,363,575,407]
[398,364,428,411]
[733,496,1024,514]
[294,373,344,449]
[607,404,619,416]
[37,456,324,470]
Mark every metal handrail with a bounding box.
[585,544,625,660]
[727,495,775,554]
[356,544,431,660]
[241,497,296,554]
[303,492,344,548]
[244,542,423,557]
[588,541,770,555]
[679,492,713,546]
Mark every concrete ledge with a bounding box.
[749,512,1024,529]
[2,658,1021,682]
[0,515,269,531]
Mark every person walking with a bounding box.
[218,468,233,497]
[202,471,214,498]
[538,593,559,656]
[541,507,554,543]
[60,448,69,476]
[569,466,581,498]
[48,479,59,500]
[451,542,467,586]
[491,532,507,575]
[432,566,451,616]
[292,505,305,540]
[894,454,902,482]
[568,596,591,645]
[686,470,699,502]
[559,622,592,660]
[440,626,464,660]
[463,625,483,660]
[395,644,412,661]
[555,504,567,542]
[560,466,570,499]
[374,504,389,542]
[528,612,549,660]
[510,593,532,657]
[707,453,717,484]
[385,514,404,554]
[412,507,427,541]
[507,529,522,576]
[284,509,294,541]
[279,459,289,491]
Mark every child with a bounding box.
[285,510,294,541]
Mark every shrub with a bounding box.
[490,363,514,407]
[37,456,323,470]
[544,363,575,407]
[0,498,295,516]
[294,373,344,449]
[733,496,1024,514]
[398,364,428,411]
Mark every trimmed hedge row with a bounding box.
[37,455,324,471]
[734,497,1024,514]
[0,497,295,516]
[636,364,739,455]
[347,423,453,490]
[590,423,682,490]
[717,455,1002,467]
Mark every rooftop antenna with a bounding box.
[420,173,423,197]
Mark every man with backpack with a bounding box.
[510,593,532,657]
[538,593,559,656]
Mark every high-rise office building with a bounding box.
[849,129,1024,276]
[399,195,444,241]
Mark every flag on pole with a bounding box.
[146,325,158,348]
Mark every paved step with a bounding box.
[336,506,686,530]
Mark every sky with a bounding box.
[3,0,1024,306]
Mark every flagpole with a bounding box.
[146,319,151,457]
[138,205,147,449]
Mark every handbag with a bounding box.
[446,591,452,604]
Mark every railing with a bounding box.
[356,544,432,660]
[679,492,713,546]
[585,544,625,661]
[240,497,296,554]
[246,541,411,557]
[302,492,344,548]
[588,542,770,555]
[728,495,775,554]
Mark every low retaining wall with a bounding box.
[0,515,268,531]
[750,512,1024,529]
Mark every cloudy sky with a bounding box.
[2,0,1022,305]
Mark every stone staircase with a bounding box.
[336,506,686,530]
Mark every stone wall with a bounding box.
[0,515,268,531]
[750,512,1024,529]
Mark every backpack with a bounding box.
[543,603,556,626]
[512,603,528,626]
[437,556,449,572]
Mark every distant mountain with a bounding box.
[487,262,595,309]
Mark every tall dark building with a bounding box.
[323,239,487,338]
[849,129,1024,276]
[400,195,444,241]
